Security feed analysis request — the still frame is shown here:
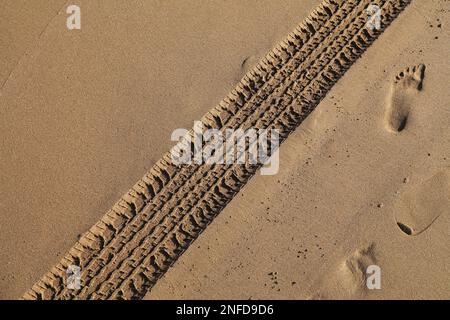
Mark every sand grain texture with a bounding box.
[0,0,448,300]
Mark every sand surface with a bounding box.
[147,0,450,299]
[1,0,449,299]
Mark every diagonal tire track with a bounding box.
[105,0,404,299]
[92,0,386,299]
[23,0,412,300]
[82,0,369,299]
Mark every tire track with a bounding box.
[23,0,412,300]
[43,0,348,296]
[24,0,349,299]
[89,0,383,299]
[106,0,403,299]
[80,0,368,299]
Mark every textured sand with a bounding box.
[1,0,449,299]
[146,0,450,300]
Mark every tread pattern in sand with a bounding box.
[24,0,413,300]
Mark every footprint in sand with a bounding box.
[335,244,378,299]
[311,243,377,299]
[385,64,426,133]
[395,169,450,236]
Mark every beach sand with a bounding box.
[1,0,448,299]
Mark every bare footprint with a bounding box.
[311,243,377,299]
[395,169,450,236]
[385,64,426,133]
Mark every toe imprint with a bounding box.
[394,64,426,91]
